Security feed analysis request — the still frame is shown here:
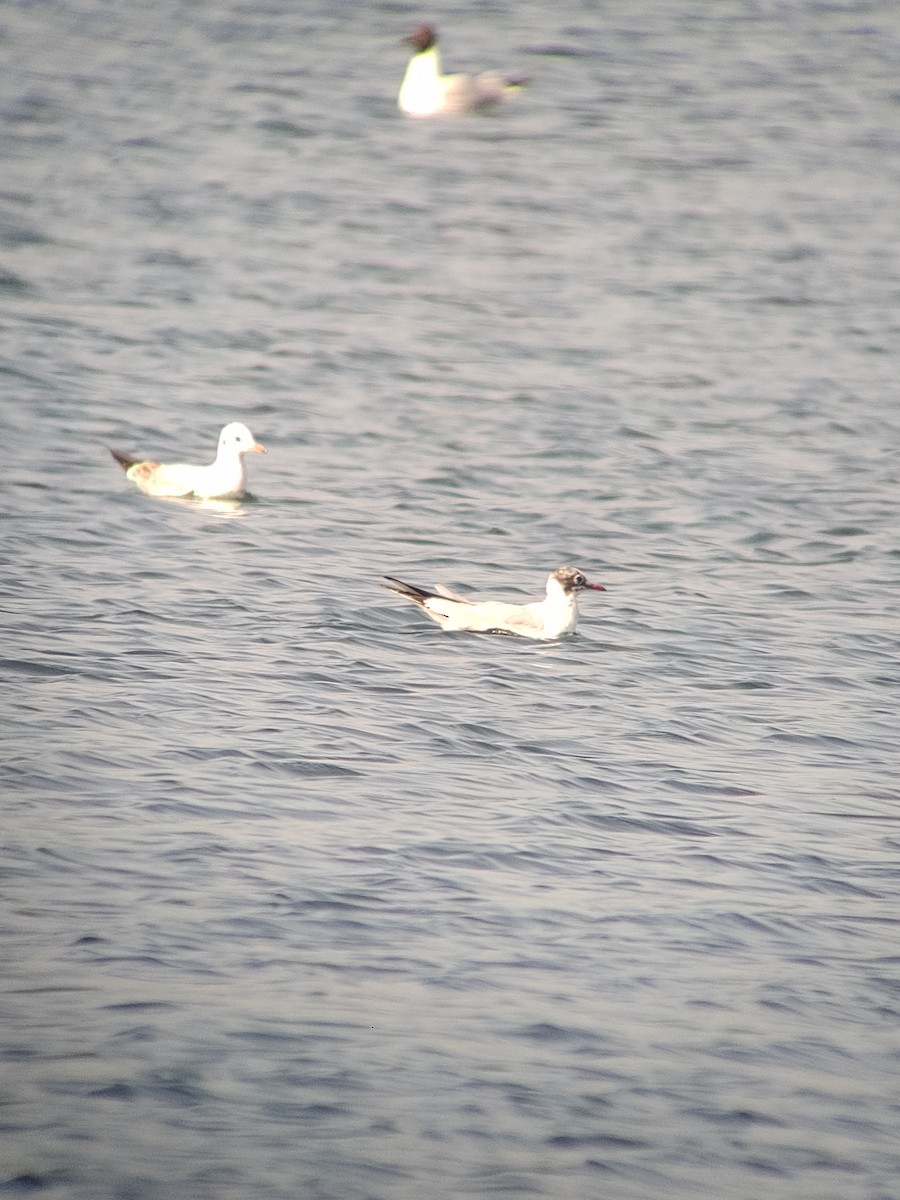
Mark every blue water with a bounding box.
[3,1,900,1197]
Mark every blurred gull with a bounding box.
[398,23,528,117]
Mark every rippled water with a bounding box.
[3,1,900,1197]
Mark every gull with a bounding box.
[109,422,266,499]
[384,566,606,639]
[398,23,528,117]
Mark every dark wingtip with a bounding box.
[108,446,138,472]
[383,576,432,605]
[383,575,413,594]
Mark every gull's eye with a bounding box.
[575,574,585,587]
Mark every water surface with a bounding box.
[3,1,900,1197]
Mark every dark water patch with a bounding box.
[251,757,362,779]
[823,525,870,538]
[254,118,315,139]
[0,1175,52,1194]
[512,1021,606,1046]
[700,677,776,691]
[869,671,900,687]
[522,44,609,58]
[0,657,75,678]
[813,806,900,822]
[227,1024,362,1048]
[563,805,716,839]
[0,268,31,295]
[662,778,760,798]
[287,894,383,917]
[259,1098,348,1122]
[795,874,882,899]
[88,1081,136,1100]
[762,731,860,750]
[137,249,205,269]
[91,955,171,969]
[547,1131,649,1149]
[140,1069,210,1108]
[102,1001,177,1013]
[2,91,66,125]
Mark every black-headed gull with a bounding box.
[398,24,528,117]
[384,566,606,639]
[109,422,266,499]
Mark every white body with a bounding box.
[385,568,606,640]
[115,422,266,499]
[399,42,518,117]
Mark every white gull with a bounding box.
[384,566,606,639]
[109,422,266,499]
[398,23,528,117]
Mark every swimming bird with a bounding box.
[109,422,266,499]
[384,566,606,639]
[398,23,528,117]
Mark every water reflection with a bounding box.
[157,495,248,518]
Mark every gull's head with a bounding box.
[219,422,266,456]
[405,23,437,52]
[549,566,606,597]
